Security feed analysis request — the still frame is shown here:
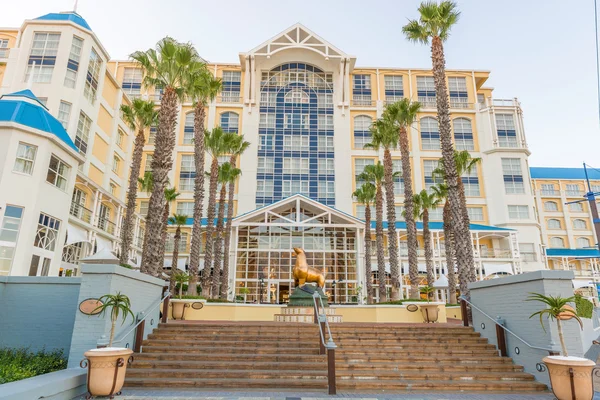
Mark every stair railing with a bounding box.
[311,291,337,395]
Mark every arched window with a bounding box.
[550,237,565,248]
[453,118,474,151]
[353,115,372,149]
[577,237,591,248]
[573,219,587,229]
[183,112,194,144]
[544,201,558,212]
[220,112,239,133]
[420,117,440,150]
[570,202,584,212]
[547,219,561,229]
[284,89,309,104]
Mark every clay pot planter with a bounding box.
[170,299,206,320]
[419,303,440,323]
[543,356,595,400]
[81,347,133,398]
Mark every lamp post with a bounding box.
[259,277,264,304]
[332,279,344,305]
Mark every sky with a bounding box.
[2,0,599,168]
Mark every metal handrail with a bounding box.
[459,296,554,352]
[312,291,336,350]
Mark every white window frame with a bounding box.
[178,155,195,191]
[502,158,525,194]
[547,219,561,229]
[257,180,274,197]
[13,142,37,175]
[46,154,70,191]
[573,219,587,229]
[57,101,72,130]
[75,112,92,154]
[508,205,529,220]
[283,157,309,174]
[257,157,275,174]
[318,136,334,152]
[545,201,559,211]
[467,207,484,221]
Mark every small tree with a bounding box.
[173,270,190,299]
[527,293,583,357]
[420,285,434,303]
[94,293,135,348]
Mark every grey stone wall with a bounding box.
[469,270,581,386]
[0,276,81,353]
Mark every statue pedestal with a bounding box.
[274,285,342,323]
[288,285,329,307]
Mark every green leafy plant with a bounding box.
[575,294,593,319]
[172,270,190,299]
[94,292,135,348]
[207,298,232,303]
[376,300,404,305]
[527,293,583,357]
[119,263,133,270]
[178,295,206,300]
[0,348,67,384]
[420,285,434,303]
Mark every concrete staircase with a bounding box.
[125,321,547,393]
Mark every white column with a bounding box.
[244,57,250,105]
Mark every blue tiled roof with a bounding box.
[34,12,91,30]
[530,167,600,180]
[371,221,513,231]
[546,248,600,258]
[0,90,78,152]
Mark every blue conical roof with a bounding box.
[34,12,91,31]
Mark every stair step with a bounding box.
[336,379,548,391]
[141,345,321,355]
[125,377,327,389]
[127,368,327,379]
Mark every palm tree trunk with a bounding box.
[443,201,457,304]
[170,227,181,295]
[399,126,419,299]
[557,318,568,357]
[383,149,400,301]
[212,184,227,298]
[161,202,170,249]
[202,158,219,298]
[141,87,178,276]
[109,317,117,347]
[375,184,386,302]
[221,155,237,300]
[187,105,206,295]
[430,36,475,297]
[119,128,146,265]
[364,205,373,304]
[423,209,434,286]
[458,179,477,284]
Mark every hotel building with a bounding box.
[0,10,593,302]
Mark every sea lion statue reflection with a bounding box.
[292,247,326,288]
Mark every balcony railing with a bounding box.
[0,48,9,58]
[351,96,375,107]
[566,190,584,197]
[218,93,242,104]
[69,202,93,224]
[449,100,474,109]
[492,98,520,107]
[417,96,437,108]
[97,217,117,236]
[477,248,512,259]
[573,269,595,277]
[540,189,560,196]
[165,242,190,253]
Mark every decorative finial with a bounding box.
[27,61,36,90]
[73,0,79,13]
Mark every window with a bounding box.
[354,115,372,149]
[384,75,404,104]
[13,142,37,175]
[64,36,83,88]
[462,167,480,197]
[424,160,443,192]
[318,181,335,198]
[220,112,239,133]
[429,207,443,221]
[573,219,587,229]
[318,158,335,175]
[117,129,124,148]
[283,157,309,174]
[57,101,72,130]
[495,114,518,148]
[519,243,536,262]
[551,237,565,248]
[183,113,194,144]
[259,113,275,129]
[317,93,333,108]
[569,202,584,212]
[37,98,48,106]
[282,180,309,197]
[109,182,117,196]
[356,205,366,220]
[416,76,436,106]
[467,207,484,221]
[26,33,60,83]
[420,117,440,150]
[545,201,559,211]
[353,74,371,105]
[176,202,194,216]
[259,134,274,150]
[547,219,561,229]
[0,39,8,58]
[566,184,581,196]
[318,136,334,152]
[284,113,309,129]
[448,77,468,108]
[260,92,277,107]
[84,48,102,103]
[166,232,189,253]
[541,184,557,195]
[392,159,404,195]
[502,158,525,194]
[257,157,275,174]
[477,93,485,105]
[592,184,600,193]
[508,205,529,220]
[144,154,153,173]
[317,115,333,130]
[453,118,474,151]
[122,67,142,97]
[353,74,371,90]
[221,71,241,102]
[112,155,121,174]
[34,213,61,251]
[577,237,591,248]
[46,155,70,190]
[179,155,195,191]
[355,158,375,184]
[257,180,274,197]
[395,206,405,220]
[0,206,24,275]
[139,201,149,216]
[75,112,92,154]
[284,89,309,104]
[283,135,309,151]
[148,125,157,145]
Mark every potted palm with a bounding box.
[419,285,439,323]
[528,293,592,400]
[81,292,135,398]
[170,271,206,319]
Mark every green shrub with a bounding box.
[0,348,67,384]
[177,295,206,300]
[207,298,232,303]
[119,263,133,270]
[575,294,593,319]
[376,300,404,305]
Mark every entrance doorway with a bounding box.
[28,254,51,276]
[279,283,290,304]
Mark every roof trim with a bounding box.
[530,167,600,181]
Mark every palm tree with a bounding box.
[528,293,583,357]
[168,213,188,295]
[353,183,376,304]
[118,99,158,266]
[94,292,134,348]
[202,127,231,297]
[161,187,180,251]
[221,134,250,299]
[367,118,402,301]
[384,98,422,299]
[431,183,457,304]
[172,270,190,299]
[131,37,200,276]
[186,67,222,296]
[138,171,154,193]
[214,162,242,299]
[403,1,475,296]
[413,189,441,289]
[358,162,387,302]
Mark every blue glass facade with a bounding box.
[256,63,335,206]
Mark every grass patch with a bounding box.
[0,348,67,384]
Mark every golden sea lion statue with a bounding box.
[292,247,326,288]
